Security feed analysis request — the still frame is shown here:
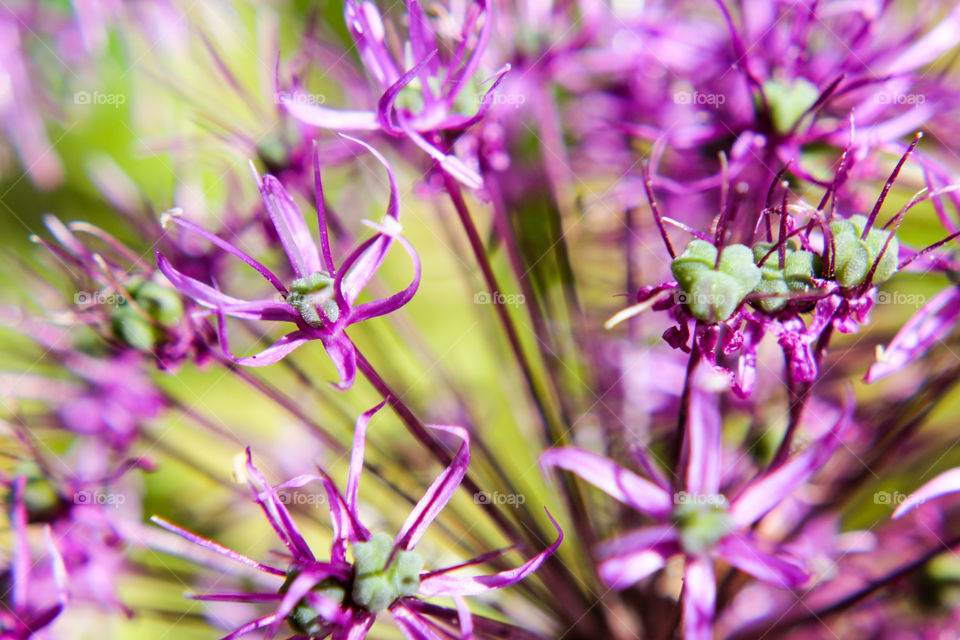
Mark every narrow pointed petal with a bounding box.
[452,595,474,640]
[215,311,312,367]
[395,424,470,550]
[893,467,960,518]
[717,533,808,588]
[866,286,960,383]
[347,401,388,513]
[730,400,851,528]
[281,96,380,130]
[682,555,716,640]
[150,516,285,576]
[259,174,322,277]
[377,51,438,135]
[594,525,681,589]
[157,251,247,310]
[539,447,672,519]
[685,388,721,496]
[244,449,316,562]
[418,510,563,596]
[321,334,358,390]
[390,605,446,640]
[161,213,286,292]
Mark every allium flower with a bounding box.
[30,214,210,371]
[607,139,960,396]
[281,0,509,189]
[157,137,420,389]
[1,478,69,639]
[541,388,850,640]
[153,404,562,639]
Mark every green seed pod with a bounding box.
[130,280,184,327]
[671,241,760,322]
[753,278,792,313]
[286,271,340,328]
[671,498,734,555]
[281,571,347,636]
[351,532,423,613]
[829,215,898,287]
[784,249,822,291]
[749,241,822,312]
[111,306,165,351]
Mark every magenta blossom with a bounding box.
[281,0,509,190]
[156,137,420,389]
[541,388,850,640]
[153,403,562,639]
[2,478,69,639]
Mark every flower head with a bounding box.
[153,404,562,639]
[157,137,421,389]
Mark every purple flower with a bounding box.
[280,0,509,190]
[540,388,850,640]
[153,403,562,639]
[157,137,421,389]
[1,478,69,639]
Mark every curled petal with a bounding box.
[349,234,421,324]
[377,51,439,135]
[321,334,358,390]
[418,509,563,597]
[395,424,470,550]
[347,401,388,513]
[866,286,960,383]
[893,467,960,519]
[157,251,247,310]
[539,447,672,520]
[215,309,312,367]
[717,533,808,588]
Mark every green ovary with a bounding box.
[351,532,423,613]
[671,240,761,323]
[750,241,822,312]
[671,499,734,555]
[110,278,184,350]
[286,271,340,328]
[280,571,347,637]
[760,77,820,134]
[828,215,899,288]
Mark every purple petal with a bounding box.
[313,143,336,274]
[730,399,851,528]
[717,533,808,589]
[334,614,374,640]
[348,234,421,324]
[893,467,960,518]
[347,401,388,513]
[244,449,316,562]
[452,595,474,640]
[339,135,400,220]
[390,604,446,640]
[594,525,681,589]
[156,251,248,310]
[402,122,483,190]
[682,555,715,640]
[377,50,439,135]
[221,614,278,640]
[11,477,29,609]
[271,568,350,635]
[685,388,721,496]
[161,213,286,292]
[539,447,672,520]
[150,515,285,576]
[866,286,960,383]
[418,509,563,597]
[395,424,470,550]
[280,95,380,130]
[215,310,312,367]
[321,334,358,390]
[258,173,323,277]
